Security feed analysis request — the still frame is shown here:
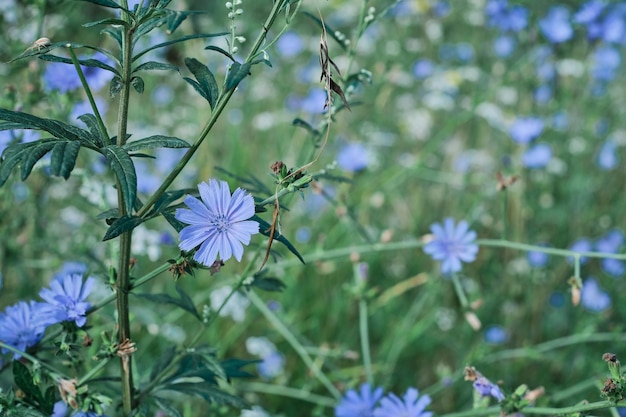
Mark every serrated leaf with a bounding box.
[224,62,252,92]
[150,345,177,381]
[13,361,38,399]
[76,114,105,146]
[110,75,123,97]
[0,109,97,145]
[252,215,304,264]
[133,33,229,62]
[184,58,219,109]
[204,45,235,62]
[50,140,81,179]
[221,358,259,379]
[83,18,129,28]
[152,397,183,417]
[103,145,136,214]
[131,76,144,93]
[134,291,201,321]
[102,215,144,241]
[133,61,179,73]
[123,135,190,152]
[20,141,55,180]
[182,77,209,102]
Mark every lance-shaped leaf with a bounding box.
[50,140,81,179]
[76,114,106,146]
[252,215,305,264]
[0,109,99,146]
[134,287,201,321]
[183,58,219,109]
[133,33,229,62]
[102,215,145,241]
[77,0,125,9]
[166,10,204,34]
[104,145,136,214]
[38,54,120,77]
[131,76,144,93]
[224,62,252,92]
[204,45,235,62]
[123,135,190,152]
[133,61,179,73]
[83,18,129,28]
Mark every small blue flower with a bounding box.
[540,6,574,43]
[52,401,68,417]
[44,51,115,92]
[521,143,552,169]
[485,0,528,33]
[258,351,285,379]
[412,59,435,79]
[597,140,618,170]
[596,229,624,253]
[176,180,259,266]
[276,31,304,57]
[335,383,384,417]
[509,117,544,144]
[39,274,95,327]
[473,375,505,402]
[493,36,516,58]
[0,301,48,358]
[602,258,625,277]
[373,387,433,417]
[592,46,621,81]
[337,142,371,173]
[574,1,605,25]
[527,244,549,268]
[581,277,611,312]
[424,218,479,275]
[484,325,508,344]
[568,238,593,265]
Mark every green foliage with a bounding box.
[183,58,219,109]
[12,362,55,415]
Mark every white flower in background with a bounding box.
[240,406,270,417]
[209,285,249,322]
[131,226,162,261]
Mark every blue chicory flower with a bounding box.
[602,258,625,277]
[424,218,479,275]
[0,301,48,358]
[44,51,115,93]
[335,383,384,417]
[39,274,95,327]
[175,179,259,267]
[522,143,552,169]
[581,277,611,312]
[373,387,433,417]
[276,31,304,57]
[527,244,549,268]
[597,140,618,170]
[485,0,528,33]
[412,59,435,79]
[509,117,544,144]
[493,35,516,58]
[484,325,509,344]
[473,375,505,402]
[574,1,606,25]
[539,6,574,43]
[592,46,621,81]
[568,238,593,265]
[258,351,285,379]
[337,142,371,173]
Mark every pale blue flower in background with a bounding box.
[210,285,250,322]
[276,31,304,57]
[485,0,528,33]
[574,0,605,25]
[527,244,549,267]
[335,383,384,417]
[509,117,543,144]
[581,277,611,312]
[592,46,621,81]
[175,180,259,266]
[540,6,574,43]
[70,97,108,125]
[51,401,68,417]
[568,238,593,265]
[337,142,371,173]
[0,301,48,358]
[412,59,435,79]
[493,35,516,58]
[597,140,618,170]
[373,387,432,417]
[484,325,508,344]
[44,51,115,92]
[534,85,553,104]
[424,218,479,275]
[522,143,552,169]
[39,274,95,327]
[246,336,285,379]
[152,84,175,107]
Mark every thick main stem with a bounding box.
[116,4,135,413]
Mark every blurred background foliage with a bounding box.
[1,0,626,415]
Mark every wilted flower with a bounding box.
[373,387,433,417]
[39,274,95,327]
[175,180,259,267]
[336,383,384,417]
[424,218,479,275]
[473,375,505,402]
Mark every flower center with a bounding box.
[211,214,231,232]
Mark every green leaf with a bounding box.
[102,215,144,241]
[101,27,123,48]
[133,61,179,73]
[292,118,320,136]
[249,275,287,292]
[221,358,259,379]
[162,211,186,233]
[17,141,55,181]
[252,215,305,264]
[131,76,145,94]
[103,145,136,214]
[159,382,246,407]
[123,135,190,152]
[109,76,123,97]
[0,109,98,146]
[134,289,201,321]
[77,0,124,9]
[50,140,81,179]
[12,361,38,401]
[152,397,183,417]
[76,114,105,146]
[184,58,219,109]
[224,62,252,92]
[133,33,229,62]
[165,10,204,35]
[150,345,177,382]
[38,54,120,77]
[83,18,129,28]
[151,188,193,216]
[204,45,235,62]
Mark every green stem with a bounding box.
[77,356,113,386]
[116,1,135,413]
[477,239,626,260]
[247,290,342,400]
[238,381,336,407]
[68,48,109,144]
[450,273,469,309]
[500,191,508,240]
[0,343,67,377]
[136,0,289,219]
[441,400,616,417]
[358,297,373,385]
